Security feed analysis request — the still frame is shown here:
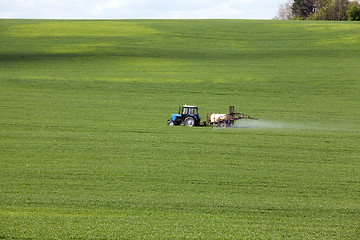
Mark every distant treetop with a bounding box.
[275,0,360,20]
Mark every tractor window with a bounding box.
[182,107,198,115]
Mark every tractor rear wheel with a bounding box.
[184,117,195,127]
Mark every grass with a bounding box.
[0,19,359,239]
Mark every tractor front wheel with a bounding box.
[168,120,175,126]
[184,117,195,127]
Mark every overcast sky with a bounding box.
[0,0,285,19]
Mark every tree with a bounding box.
[292,0,316,19]
[276,0,294,20]
[281,0,359,20]
[311,0,332,19]
[314,0,332,8]
[347,1,360,20]
[327,0,349,20]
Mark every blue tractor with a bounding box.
[168,105,201,127]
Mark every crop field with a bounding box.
[0,19,359,239]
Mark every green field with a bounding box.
[1,19,359,239]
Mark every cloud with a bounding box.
[153,2,246,19]
[85,0,258,19]
[105,0,127,8]
[0,0,285,19]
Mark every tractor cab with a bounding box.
[168,105,201,127]
[182,105,198,115]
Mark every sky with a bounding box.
[0,0,285,20]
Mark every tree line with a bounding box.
[276,0,360,20]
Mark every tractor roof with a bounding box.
[182,105,198,108]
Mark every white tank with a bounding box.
[210,113,227,123]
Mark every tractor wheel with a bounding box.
[168,120,174,126]
[218,121,227,128]
[184,117,195,127]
